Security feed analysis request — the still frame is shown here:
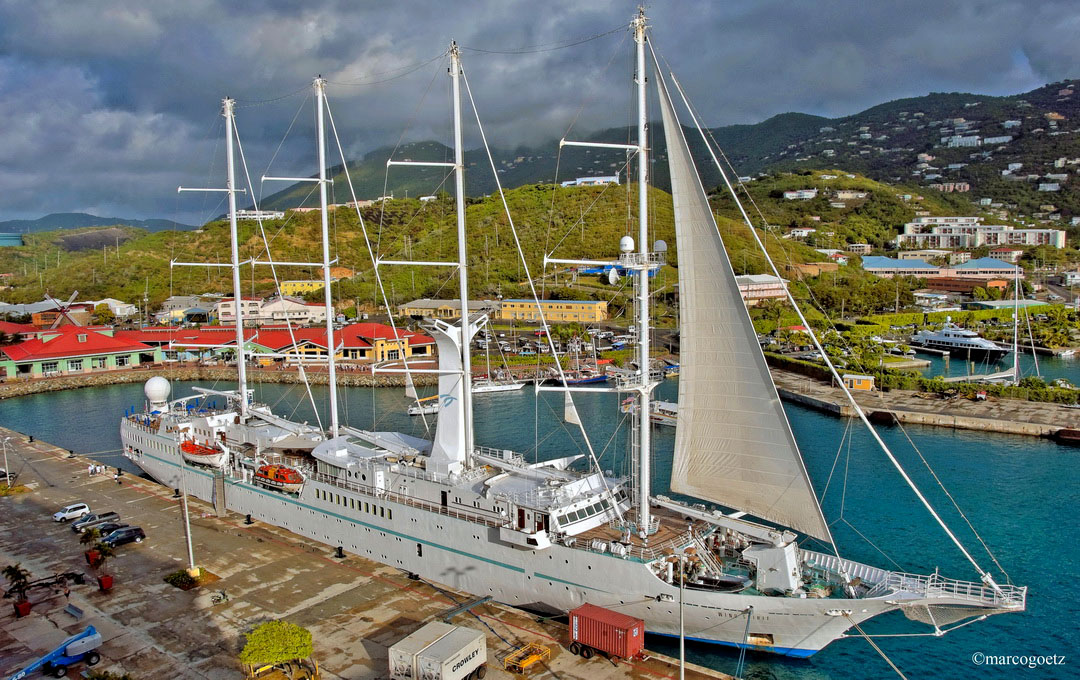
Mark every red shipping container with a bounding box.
[569,603,645,659]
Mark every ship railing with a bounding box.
[473,445,525,466]
[308,471,502,528]
[881,571,1027,609]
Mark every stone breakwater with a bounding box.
[0,365,438,399]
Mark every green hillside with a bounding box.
[0,182,831,320]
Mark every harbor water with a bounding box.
[0,377,1075,679]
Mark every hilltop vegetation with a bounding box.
[0,181,838,317]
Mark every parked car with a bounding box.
[53,503,91,522]
[72,512,122,534]
[93,522,130,537]
[0,468,14,483]
[101,526,145,547]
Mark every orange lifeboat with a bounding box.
[254,464,304,493]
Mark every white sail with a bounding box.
[656,70,831,542]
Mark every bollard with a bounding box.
[334,546,345,559]
[173,488,182,498]
[244,514,254,525]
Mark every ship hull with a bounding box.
[121,418,903,657]
[912,340,1009,362]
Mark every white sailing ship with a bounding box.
[123,14,1025,659]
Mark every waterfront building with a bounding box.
[925,277,1009,294]
[259,296,327,326]
[860,256,940,278]
[0,326,161,379]
[498,299,608,323]
[398,299,502,320]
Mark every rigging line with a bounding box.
[233,116,324,431]
[460,25,624,55]
[327,51,447,86]
[262,92,313,203]
[233,83,312,107]
[460,67,620,521]
[664,63,1003,590]
[818,415,853,503]
[324,93,428,418]
[844,615,910,680]
[546,154,636,257]
[841,519,904,571]
[886,409,1013,583]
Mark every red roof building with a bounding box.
[1,326,160,379]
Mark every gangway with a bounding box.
[7,625,103,680]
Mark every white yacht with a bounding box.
[910,319,1010,362]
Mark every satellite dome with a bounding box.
[653,239,668,253]
[144,376,171,406]
[619,235,635,253]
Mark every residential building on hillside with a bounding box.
[560,175,620,188]
[499,299,608,323]
[989,247,1024,263]
[950,258,1022,279]
[734,274,788,306]
[897,249,950,261]
[787,227,816,239]
[31,304,94,328]
[896,217,1065,248]
[782,189,818,200]
[280,280,326,297]
[398,299,502,320]
[847,243,872,255]
[90,298,138,318]
[234,209,285,220]
[1,326,161,379]
[215,297,263,325]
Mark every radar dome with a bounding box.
[144,376,171,406]
[653,239,668,253]
[619,235,635,253]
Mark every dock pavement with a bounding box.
[0,427,731,680]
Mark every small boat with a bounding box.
[180,439,228,467]
[472,378,526,393]
[563,370,608,385]
[254,464,305,493]
[620,397,678,426]
[1059,349,1076,358]
[408,395,439,416]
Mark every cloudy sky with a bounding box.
[2,0,1079,225]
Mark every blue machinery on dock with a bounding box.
[8,625,102,680]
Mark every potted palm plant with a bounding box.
[80,529,115,591]
[3,563,32,617]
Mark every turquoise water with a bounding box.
[0,378,1075,679]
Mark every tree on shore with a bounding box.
[239,620,313,667]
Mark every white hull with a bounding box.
[472,382,526,394]
[121,415,1019,658]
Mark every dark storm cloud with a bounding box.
[1,0,1078,222]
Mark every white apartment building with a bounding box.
[234,209,285,220]
[215,297,264,324]
[260,297,327,326]
[895,217,1065,249]
[734,274,788,306]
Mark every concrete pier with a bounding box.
[773,369,1077,437]
[0,428,730,680]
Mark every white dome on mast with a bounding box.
[144,376,171,409]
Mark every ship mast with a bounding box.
[632,8,653,534]
[314,77,340,438]
[223,98,248,416]
[450,43,475,457]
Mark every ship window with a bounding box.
[590,503,603,515]
[380,507,385,518]
[388,509,392,520]
[364,502,369,512]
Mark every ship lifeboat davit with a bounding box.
[180,439,228,467]
[254,464,305,493]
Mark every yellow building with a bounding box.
[280,280,325,296]
[498,299,608,323]
[398,299,501,320]
[842,374,875,391]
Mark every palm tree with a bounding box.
[3,563,31,602]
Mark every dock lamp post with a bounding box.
[1,436,11,488]
[178,456,199,578]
